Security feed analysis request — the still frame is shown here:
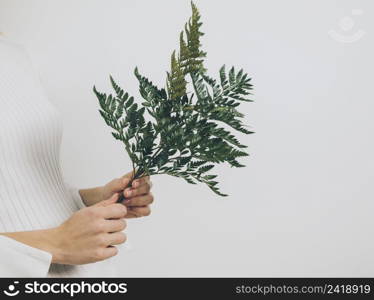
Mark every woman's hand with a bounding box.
[101,171,154,219]
[3,193,127,265]
[53,193,127,264]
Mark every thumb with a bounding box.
[120,175,131,190]
[95,193,119,207]
[121,171,134,187]
[108,174,132,193]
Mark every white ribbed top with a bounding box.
[0,36,115,277]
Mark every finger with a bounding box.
[125,206,151,218]
[108,176,131,193]
[122,170,136,181]
[95,193,119,207]
[100,246,118,260]
[131,176,150,188]
[123,193,154,207]
[124,182,151,198]
[100,203,127,219]
[106,232,127,246]
[104,219,127,233]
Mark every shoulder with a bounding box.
[0,35,35,70]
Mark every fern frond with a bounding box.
[166,50,187,99]
[94,1,253,198]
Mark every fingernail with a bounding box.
[126,190,132,197]
[133,181,139,188]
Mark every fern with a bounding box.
[93,1,254,199]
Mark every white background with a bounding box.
[0,0,373,276]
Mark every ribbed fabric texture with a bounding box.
[0,37,115,277]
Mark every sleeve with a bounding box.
[0,235,52,277]
[64,182,87,210]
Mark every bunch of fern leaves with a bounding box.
[93,2,253,199]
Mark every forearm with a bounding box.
[78,186,104,207]
[0,229,62,263]
[1,197,128,269]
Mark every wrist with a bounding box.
[79,186,106,207]
[2,228,68,265]
[41,227,66,264]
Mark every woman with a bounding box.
[0,33,154,277]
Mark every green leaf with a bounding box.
[94,1,253,198]
[198,164,214,174]
[126,97,134,108]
